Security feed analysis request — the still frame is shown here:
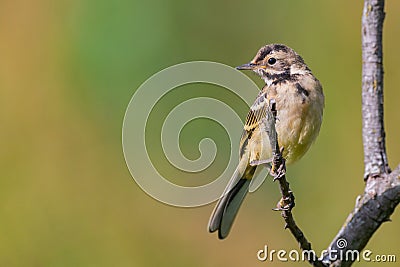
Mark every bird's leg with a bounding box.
[249,158,272,167]
[272,167,293,211]
[270,147,294,211]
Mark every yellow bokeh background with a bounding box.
[0,1,399,266]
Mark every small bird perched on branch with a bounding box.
[208,44,324,239]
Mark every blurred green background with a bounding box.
[1,0,399,266]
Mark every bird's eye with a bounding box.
[268,58,277,65]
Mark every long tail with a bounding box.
[208,159,256,239]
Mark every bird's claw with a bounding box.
[273,192,295,211]
[271,160,286,181]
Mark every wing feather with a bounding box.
[239,87,271,157]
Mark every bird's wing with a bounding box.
[239,87,272,158]
[209,87,274,239]
[239,86,274,192]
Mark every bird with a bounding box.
[208,44,324,239]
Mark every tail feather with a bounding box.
[208,164,256,239]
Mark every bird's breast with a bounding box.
[272,80,324,164]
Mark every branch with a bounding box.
[321,1,400,266]
[265,2,400,267]
[361,0,389,179]
[321,165,400,266]
[266,100,325,267]
[267,94,400,267]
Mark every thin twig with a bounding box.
[265,100,325,267]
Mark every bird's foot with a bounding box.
[271,159,286,181]
[272,191,295,211]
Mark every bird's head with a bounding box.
[236,44,310,85]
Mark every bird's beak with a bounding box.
[236,62,257,70]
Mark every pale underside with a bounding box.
[239,73,324,191]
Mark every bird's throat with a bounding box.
[259,69,291,86]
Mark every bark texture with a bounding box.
[361,0,389,178]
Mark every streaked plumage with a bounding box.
[208,44,324,239]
